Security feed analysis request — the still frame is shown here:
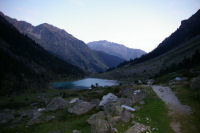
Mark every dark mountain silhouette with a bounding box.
[87,40,146,60]
[99,9,200,80]
[0,15,85,95]
[1,12,124,72]
[122,9,200,66]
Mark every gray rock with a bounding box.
[99,93,118,106]
[0,109,15,123]
[121,105,136,112]
[87,111,106,124]
[104,102,123,116]
[119,88,133,98]
[190,76,200,90]
[69,98,80,104]
[72,129,81,133]
[27,110,42,125]
[90,99,100,107]
[124,121,150,133]
[119,98,133,106]
[46,97,68,111]
[120,109,133,122]
[68,100,95,115]
[147,79,154,85]
[45,115,55,122]
[91,119,110,133]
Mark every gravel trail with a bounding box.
[152,85,192,133]
[152,85,191,114]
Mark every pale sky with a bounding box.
[0,0,199,52]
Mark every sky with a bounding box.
[0,0,200,52]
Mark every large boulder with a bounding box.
[99,93,118,106]
[46,97,68,111]
[104,102,123,116]
[124,121,150,133]
[120,109,133,122]
[68,100,95,115]
[190,76,200,90]
[119,98,133,106]
[91,119,110,133]
[87,111,106,125]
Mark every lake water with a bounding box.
[51,78,119,89]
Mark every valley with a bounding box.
[0,3,200,133]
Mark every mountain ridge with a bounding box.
[87,40,146,60]
[0,15,85,95]
[1,12,125,72]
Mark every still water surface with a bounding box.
[51,78,119,89]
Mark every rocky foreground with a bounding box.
[0,85,155,133]
[0,75,199,133]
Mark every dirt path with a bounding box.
[152,85,192,133]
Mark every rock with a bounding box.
[120,109,133,122]
[138,80,142,84]
[90,99,100,107]
[119,98,133,106]
[190,76,200,90]
[147,79,154,85]
[45,115,55,122]
[175,77,182,81]
[111,116,121,124]
[68,100,95,115]
[133,89,141,95]
[27,110,42,125]
[119,88,133,98]
[104,102,123,116]
[46,97,68,111]
[121,105,136,112]
[91,119,110,133]
[124,121,150,133]
[37,108,45,112]
[87,111,106,124]
[69,98,80,104]
[72,129,81,133]
[99,93,118,106]
[0,109,15,123]
[120,88,146,103]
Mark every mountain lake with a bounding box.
[51,78,119,89]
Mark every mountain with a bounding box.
[0,15,85,95]
[98,9,200,80]
[87,40,146,60]
[93,50,125,68]
[1,13,124,72]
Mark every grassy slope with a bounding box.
[98,36,200,81]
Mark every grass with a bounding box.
[115,86,174,133]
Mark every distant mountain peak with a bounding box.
[87,40,146,60]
